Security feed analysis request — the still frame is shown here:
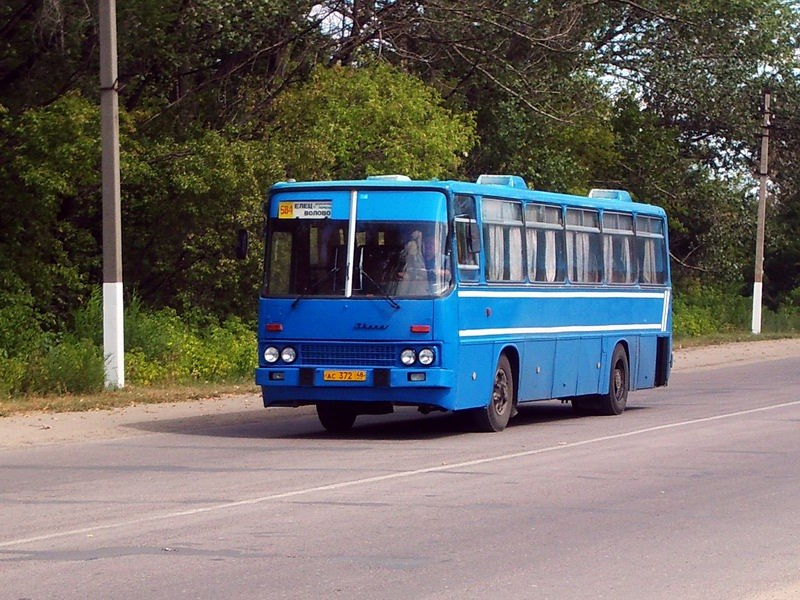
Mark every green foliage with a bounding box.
[674,285,752,338]
[0,338,105,397]
[121,127,278,319]
[0,283,48,358]
[124,307,256,385]
[468,78,621,193]
[0,94,102,330]
[1,291,257,398]
[761,306,800,334]
[609,96,757,285]
[39,338,106,395]
[0,353,26,398]
[673,285,800,338]
[264,63,476,180]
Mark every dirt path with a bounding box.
[2,338,800,450]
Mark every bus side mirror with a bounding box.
[235,229,249,260]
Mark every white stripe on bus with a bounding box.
[457,290,666,299]
[661,289,671,332]
[459,323,664,338]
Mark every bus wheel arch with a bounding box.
[598,343,629,416]
[470,351,516,432]
[502,345,520,412]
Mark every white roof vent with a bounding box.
[366,174,412,181]
[589,189,632,202]
[476,174,529,189]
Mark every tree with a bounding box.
[261,62,475,180]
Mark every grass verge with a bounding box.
[672,331,800,349]
[0,380,260,418]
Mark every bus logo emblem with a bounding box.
[354,322,389,330]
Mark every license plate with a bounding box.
[323,370,367,382]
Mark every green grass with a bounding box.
[673,331,800,348]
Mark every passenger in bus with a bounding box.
[396,229,449,294]
[422,232,450,290]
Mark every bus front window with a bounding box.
[354,221,450,298]
[265,219,350,296]
[265,218,451,298]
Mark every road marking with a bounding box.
[2,399,799,549]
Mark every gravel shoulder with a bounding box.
[2,338,800,450]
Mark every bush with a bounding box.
[7,337,105,396]
[124,298,256,385]
[42,337,106,394]
[0,351,27,397]
[762,305,800,333]
[0,287,48,357]
[1,288,257,398]
[673,285,750,338]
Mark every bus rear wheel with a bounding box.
[597,345,629,416]
[471,354,514,432]
[316,403,357,433]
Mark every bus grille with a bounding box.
[299,343,396,367]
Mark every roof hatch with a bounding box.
[476,174,529,189]
[589,189,632,202]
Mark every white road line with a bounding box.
[2,399,799,549]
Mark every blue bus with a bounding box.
[252,174,671,432]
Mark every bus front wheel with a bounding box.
[316,403,357,433]
[598,345,629,416]
[471,354,514,432]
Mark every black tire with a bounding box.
[597,344,629,416]
[316,403,357,433]
[471,354,514,432]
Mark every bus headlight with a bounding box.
[400,348,417,366]
[418,348,435,366]
[264,346,280,363]
[281,346,297,363]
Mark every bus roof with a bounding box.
[269,175,667,217]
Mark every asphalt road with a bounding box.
[1,357,799,600]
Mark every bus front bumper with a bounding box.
[255,366,454,389]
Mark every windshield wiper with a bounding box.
[290,267,340,309]
[359,268,401,310]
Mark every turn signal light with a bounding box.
[410,325,430,333]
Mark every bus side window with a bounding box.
[603,212,636,284]
[482,198,525,282]
[566,208,602,284]
[454,194,480,282]
[637,216,667,285]
[526,203,566,283]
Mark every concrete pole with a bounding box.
[100,0,124,387]
[751,91,771,335]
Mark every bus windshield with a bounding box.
[265,218,451,298]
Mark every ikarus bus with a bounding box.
[249,174,672,432]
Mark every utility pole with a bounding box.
[751,90,771,335]
[100,0,124,387]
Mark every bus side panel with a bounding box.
[519,339,556,401]
[552,338,580,398]
[576,337,603,396]
[636,335,658,390]
[453,341,495,410]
